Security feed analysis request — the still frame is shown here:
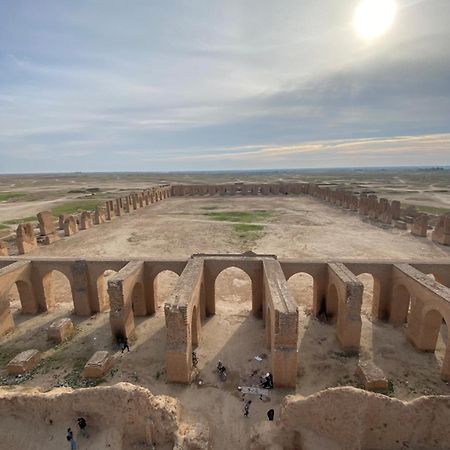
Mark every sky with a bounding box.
[0,0,450,173]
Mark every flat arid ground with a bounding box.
[1,187,450,449]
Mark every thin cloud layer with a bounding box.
[0,0,449,172]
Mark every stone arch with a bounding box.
[326,283,339,323]
[42,270,74,311]
[418,308,448,353]
[14,280,36,314]
[214,266,252,314]
[287,272,314,312]
[390,284,411,325]
[153,270,180,309]
[131,282,146,316]
[95,269,118,311]
[357,273,376,317]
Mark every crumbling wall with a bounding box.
[250,387,450,450]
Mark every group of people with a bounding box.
[195,352,275,421]
[66,417,88,449]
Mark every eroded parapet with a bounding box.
[63,215,78,236]
[378,198,393,225]
[115,198,123,216]
[16,223,37,254]
[327,263,363,352]
[263,259,298,388]
[58,214,69,230]
[165,258,204,383]
[37,211,57,237]
[80,211,93,230]
[391,263,450,380]
[105,201,114,220]
[93,206,106,225]
[432,213,450,246]
[411,214,428,237]
[108,261,145,340]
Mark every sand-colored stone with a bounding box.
[16,223,37,254]
[356,360,389,392]
[411,214,428,237]
[80,211,93,230]
[0,241,8,256]
[63,215,78,236]
[6,349,41,375]
[37,211,56,235]
[58,214,69,230]
[47,317,74,343]
[394,220,407,230]
[83,350,113,378]
[93,206,106,225]
[432,213,450,246]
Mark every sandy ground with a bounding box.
[1,195,450,449]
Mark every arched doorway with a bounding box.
[390,284,410,325]
[357,273,375,319]
[420,309,446,352]
[214,267,252,315]
[154,270,180,311]
[96,269,118,311]
[42,270,74,312]
[287,273,314,314]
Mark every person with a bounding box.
[121,337,130,353]
[77,417,88,437]
[217,360,226,380]
[66,428,77,450]
[243,400,252,417]
[192,351,198,368]
[267,409,275,421]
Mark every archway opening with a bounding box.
[287,273,314,315]
[357,273,375,318]
[154,270,180,311]
[421,309,447,353]
[97,269,118,311]
[326,283,339,323]
[390,284,410,325]
[214,267,252,315]
[42,270,74,312]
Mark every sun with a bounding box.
[353,0,397,40]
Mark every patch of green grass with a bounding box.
[233,223,265,240]
[233,224,264,233]
[405,204,450,215]
[2,216,36,225]
[0,192,30,202]
[52,200,102,217]
[206,210,273,223]
[0,224,9,230]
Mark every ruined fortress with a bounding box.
[1,182,450,449]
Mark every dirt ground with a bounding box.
[1,195,450,450]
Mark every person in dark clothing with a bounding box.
[66,428,77,449]
[267,409,275,421]
[243,400,252,417]
[77,417,88,437]
[119,336,130,353]
[192,351,198,368]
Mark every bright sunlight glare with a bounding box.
[353,0,397,40]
